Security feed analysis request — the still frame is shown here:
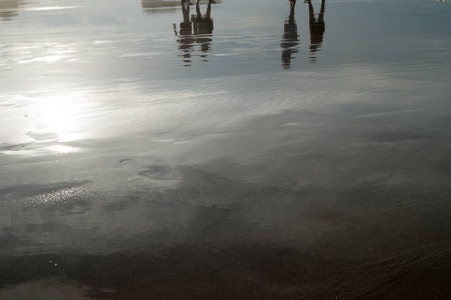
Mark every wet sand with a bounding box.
[1,0,451,298]
[1,241,450,299]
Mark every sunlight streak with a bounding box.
[31,91,88,143]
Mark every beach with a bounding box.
[1,0,451,298]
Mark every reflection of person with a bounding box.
[174,0,194,66]
[173,0,215,65]
[306,0,325,62]
[191,0,214,58]
[281,0,299,69]
[0,0,26,20]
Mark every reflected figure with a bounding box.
[173,0,194,66]
[191,0,214,60]
[306,0,326,62]
[173,0,215,66]
[0,0,28,21]
[280,0,299,69]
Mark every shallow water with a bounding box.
[1,0,451,298]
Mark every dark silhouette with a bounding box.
[281,0,299,69]
[173,0,215,66]
[0,0,28,21]
[173,0,194,66]
[191,0,214,60]
[306,0,326,62]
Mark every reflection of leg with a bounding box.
[306,0,316,55]
[318,0,325,23]
[288,2,295,23]
[196,0,201,18]
[182,0,190,23]
[193,0,201,35]
[289,0,296,15]
[206,0,212,19]
[307,0,314,23]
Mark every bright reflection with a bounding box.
[31,91,88,143]
[19,55,66,64]
[47,144,79,154]
[24,6,82,11]
[17,43,79,65]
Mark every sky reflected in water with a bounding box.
[1,0,451,299]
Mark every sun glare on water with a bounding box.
[30,91,90,152]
